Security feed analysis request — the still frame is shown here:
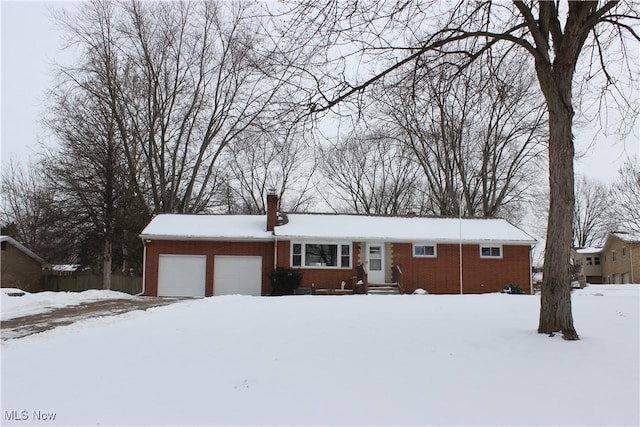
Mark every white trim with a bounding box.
[291,241,352,269]
[480,245,503,259]
[412,243,437,258]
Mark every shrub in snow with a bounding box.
[413,288,428,295]
[270,267,303,296]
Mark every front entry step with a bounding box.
[368,283,401,295]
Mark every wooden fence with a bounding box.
[43,273,143,295]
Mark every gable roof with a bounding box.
[0,236,47,264]
[140,213,536,245]
[140,214,273,241]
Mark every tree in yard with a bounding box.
[573,175,611,247]
[318,130,426,215]
[275,1,639,339]
[0,160,74,263]
[43,78,134,290]
[609,158,640,234]
[221,125,316,215]
[378,48,547,219]
[54,0,299,216]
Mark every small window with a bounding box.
[480,246,502,258]
[612,251,616,262]
[413,244,437,258]
[292,244,302,267]
[594,257,601,265]
[1,241,6,251]
[341,244,350,268]
[622,247,626,257]
[586,257,592,266]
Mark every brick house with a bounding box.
[601,232,640,284]
[140,194,537,297]
[1,236,47,292]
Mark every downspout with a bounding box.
[273,235,278,270]
[529,245,533,295]
[459,196,463,295]
[630,245,635,284]
[136,239,147,296]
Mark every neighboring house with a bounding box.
[0,236,47,292]
[571,247,604,285]
[601,232,640,284]
[140,194,537,297]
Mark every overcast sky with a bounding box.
[1,1,638,183]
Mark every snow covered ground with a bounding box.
[1,285,638,426]
[1,288,136,321]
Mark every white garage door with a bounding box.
[157,255,206,297]
[214,256,262,296]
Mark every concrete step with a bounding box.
[367,283,401,295]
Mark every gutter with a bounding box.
[136,239,147,296]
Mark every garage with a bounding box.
[214,256,262,296]
[157,255,206,297]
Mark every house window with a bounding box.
[622,247,626,257]
[480,246,502,258]
[413,244,437,258]
[1,241,6,251]
[586,257,592,266]
[612,251,616,262]
[594,257,600,265]
[291,243,351,268]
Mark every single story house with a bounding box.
[140,194,537,297]
[1,235,47,292]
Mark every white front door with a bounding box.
[367,243,385,284]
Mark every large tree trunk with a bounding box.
[103,239,112,291]
[538,101,579,340]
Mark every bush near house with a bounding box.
[270,267,303,296]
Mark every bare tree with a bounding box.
[380,49,546,219]
[609,158,640,234]
[44,79,133,290]
[0,160,72,263]
[275,0,639,340]
[573,175,611,247]
[55,1,298,216]
[318,130,426,215]
[221,125,316,214]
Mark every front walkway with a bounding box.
[1,297,186,341]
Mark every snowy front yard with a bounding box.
[2,285,638,426]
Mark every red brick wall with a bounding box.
[145,239,531,296]
[144,240,274,296]
[1,244,43,292]
[393,243,531,294]
[275,241,358,288]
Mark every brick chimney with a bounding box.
[266,190,278,232]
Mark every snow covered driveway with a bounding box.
[1,285,638,426]
[1,296,186,340]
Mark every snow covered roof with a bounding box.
[140,214,273,241]
[610,232,640,243]
[276,214,536,244]
[140,214,536,245]
[0,236,47,264]
[575,247,603,255]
